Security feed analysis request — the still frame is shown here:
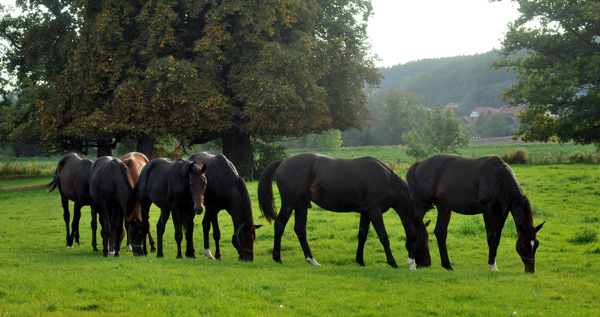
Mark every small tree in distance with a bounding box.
[403,107,469,161]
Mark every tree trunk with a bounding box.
[222,131,253,180]
[97,139,112,158]
[136,135,155,159]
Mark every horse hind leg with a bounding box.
[72,202,83,246]
[61,196,72,248]
[294,204,320,267]
[273,204,294,264]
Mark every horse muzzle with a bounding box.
[523,260,535,273]
[194,204,204,215]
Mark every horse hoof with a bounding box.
[127,245,133,252]
[66,245,74,249]
[306,257,321,267]
[488,263,499,272]
[357,261,366,267]
[204,249,216,260]
[407,258,416,271]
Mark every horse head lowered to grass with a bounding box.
[406,153,544,273]
[189,152,260,262]
[127,158,207,258]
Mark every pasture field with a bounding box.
[1,163,599,315]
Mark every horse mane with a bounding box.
[487,156,533,224]
[211,155,253,222]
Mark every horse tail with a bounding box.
[406,162,433,209]
[257,160,283,224]
[47,174,59,193]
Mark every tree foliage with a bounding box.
[1,0,379,166]
[493,0,600,148]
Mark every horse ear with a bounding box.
[535,221,545,232]
[424,220,431,227]
[255,224,263,229]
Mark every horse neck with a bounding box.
[227,180,253,228]
[509,196,535,232]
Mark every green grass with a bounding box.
[1,162,599,315]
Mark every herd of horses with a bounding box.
[47,151,544,273]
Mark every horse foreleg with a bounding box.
[294,205,319,267]
[273,205,294,264]
[356,213,370,267]
[367,211,398,268]
[212,214,221,260]
[184,212,196,258]
[202,211,215,260]
[156,208,170,258]
[434,205,453,270]
[171,210,184,259]
[147,221,156,253]
[483,209,506,272]
[90,205,99,252]
[61,196,72,248]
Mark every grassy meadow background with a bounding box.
[0,143,599,315]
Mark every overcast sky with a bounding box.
[0,0,520,69]
[368,0,521,67]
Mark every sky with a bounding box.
[368,0,521,67]
[0,0,520,69]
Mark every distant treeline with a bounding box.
[376,50,521,116]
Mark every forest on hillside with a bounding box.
[376,50,520,116]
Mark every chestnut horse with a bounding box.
[406,154,544,273]
[258,153,430,269]
[127,158,207,258]
[47,153,99,251]
[121,152,156,253]
[189,152,260,262]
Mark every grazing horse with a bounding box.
[127,158,207,258]
[90,156,134,257]
[120,152,156,253]
[189,152,260,261]
[258,153,430,269]
[406,153,545,273]
[47,153,99,250]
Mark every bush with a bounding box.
[501,147,528,164]
[569,151,599,163]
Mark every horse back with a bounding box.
[121,152,149,184]
[90,156,133,210]
[277,153,399,212]
[409,154,506,214]
[54,153,94,204]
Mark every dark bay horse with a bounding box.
[406,153,545,273]
[121,152,156,253]
[189,152,260,262]
[47,153,99,250]
[90,156,134,257]
[127,158,207,258]
[258,153,430,269]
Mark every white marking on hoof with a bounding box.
[66,245,73,249]
[204,248,216,260]
[407,257,416,271]
[74,242,80,246]
[127,244,133,252]
[306,257,321,267]
[488,262,499,272]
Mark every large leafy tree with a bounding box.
[1,0,379,171]
[493,0,600,149]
